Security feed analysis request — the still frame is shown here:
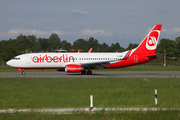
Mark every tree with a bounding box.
[114,42,125,52]
[109,43,115,52]
[27,35,37,51]
[49,33,61,50]
[72,39,87,51]
[175,37,180,57]
[126,43,138,50]
[110,42,125,52]
[158,38,178,58]
[0,40,18,61]
[61,40,72,50]
[31,40,42,52]
[8,39,18,59]
[100,42,109,52]
[38,38,49,51]
[16,34,30,53]
[87,37,100,52]
[0,40,9,61]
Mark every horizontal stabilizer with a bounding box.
[146,54,157,59]
[146,52,172,58]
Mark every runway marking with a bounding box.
[1,108,180,114]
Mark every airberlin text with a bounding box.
[32,54,74,63]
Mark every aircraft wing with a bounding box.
[80,48,133,69]
[81,60,116,69]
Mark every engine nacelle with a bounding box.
[65,64,82,73]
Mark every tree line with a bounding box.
[0,33,180,62]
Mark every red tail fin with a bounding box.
[133,24,162,55]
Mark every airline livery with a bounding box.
[6,24,162,75]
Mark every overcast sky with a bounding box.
[0,0,180,47]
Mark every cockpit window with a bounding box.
[13,58,20,60]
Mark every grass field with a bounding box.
[0,77,180,108]
[1,77,180,119]
[1,65,180,72]
[1,62,180,119]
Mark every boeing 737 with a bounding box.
[6,24,162,75]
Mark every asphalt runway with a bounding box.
[0,71,180,78]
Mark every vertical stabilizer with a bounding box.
[133,24,162,55]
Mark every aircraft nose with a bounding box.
[6,60,10,65]
[6,60,13,67]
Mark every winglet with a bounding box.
[88,48,93,53]
[122,48,132,60]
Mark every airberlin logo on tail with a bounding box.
[146,30,160,50]
[32,54,74,63]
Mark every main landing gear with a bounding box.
[87,70,92,75]
[81,70,92,75]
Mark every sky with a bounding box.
[0,0,180,48]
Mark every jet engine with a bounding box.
[65,64,82,73]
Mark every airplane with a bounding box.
[6,24,162,75]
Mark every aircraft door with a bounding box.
[26,55,31,64]
[134,55,138,63]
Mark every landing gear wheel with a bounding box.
[81,70,86,75]
[87,70,92,75]
[22,71,25,75]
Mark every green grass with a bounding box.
[1,110,180,120]
[1,77,180,119]
[0,77,180,109]
[0,65,180,72]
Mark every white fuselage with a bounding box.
[6,51,129,69]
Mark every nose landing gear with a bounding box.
[22,71,26,75]
[16,68,25,75]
